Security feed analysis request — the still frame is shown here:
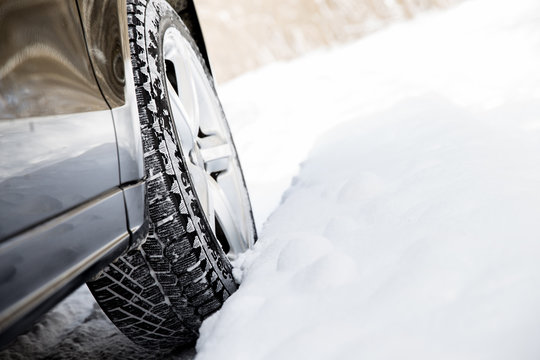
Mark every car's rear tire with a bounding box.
[87,0,256,351]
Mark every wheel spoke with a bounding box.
[185,68,200,137]
[197,135,232,174]
[166,79,194,152]
[187,162,211,224]
[164,33,200,138]
[190,66,221,136]
[207,175,248,255]
[163,27,254,258]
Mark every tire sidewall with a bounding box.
[140,0,237,292]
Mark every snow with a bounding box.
[2,0,540,358]
[196,0,540,358]
[197,0,462,81]
[0,286,195,359]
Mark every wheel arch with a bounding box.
[166,0,213,75]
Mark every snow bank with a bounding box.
[196,0,540,358]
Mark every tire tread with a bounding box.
[87,0,237,351]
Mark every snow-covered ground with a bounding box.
[3,0,540,358]
[196,0,540,359]
[0,286,196,359]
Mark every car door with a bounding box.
[0,0,121,241]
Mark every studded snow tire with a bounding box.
[87,0,252,352]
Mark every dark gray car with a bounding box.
[0,0,256,351]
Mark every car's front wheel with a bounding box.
[87,0,256,351]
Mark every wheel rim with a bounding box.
[162,27,253,258]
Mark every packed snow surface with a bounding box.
[196,0,540,359]
[2,0,540,358]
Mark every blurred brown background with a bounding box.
[196,0,462,82]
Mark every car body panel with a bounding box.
[0,0,124,241]
[122,181,148,248]
[0,111,120,241]
[77,0,145,184]
[0,188,129,346]
[76,0,126,109]
[0,0,211,348]
[0,0,131,344]
[0,0,109,119]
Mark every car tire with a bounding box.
[87,0,256,351]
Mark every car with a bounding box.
[0,0,257,351]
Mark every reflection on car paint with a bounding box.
[0,111,119,241]
[0,0,109,119]
[77,0,126,108]
[0,189,129,340]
